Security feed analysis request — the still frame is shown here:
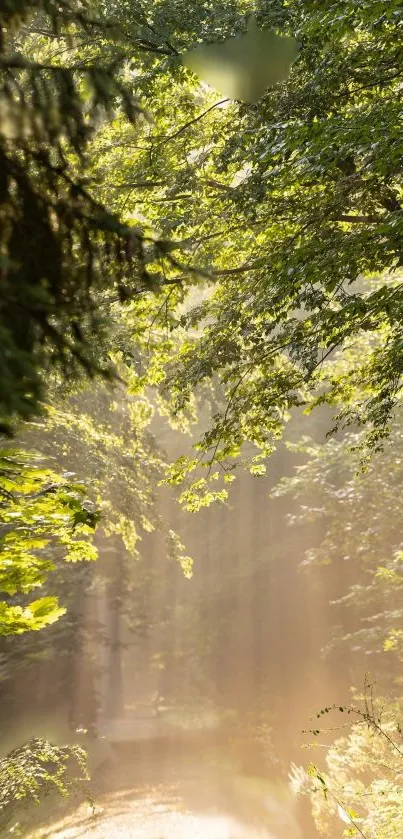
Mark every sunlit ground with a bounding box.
[30,795,272,838]
[26,750,301,839]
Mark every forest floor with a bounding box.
[22,744,302,839]
[27,785,270,838]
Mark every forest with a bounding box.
[0,0,403,837]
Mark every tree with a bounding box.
[0,363,203,732]
[165,0,403,477]
[78,0,403,499]
[0,0,190,433]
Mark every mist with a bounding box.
[2,402,385,839]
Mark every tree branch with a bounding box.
[113,181,167,191]
[335,214,380,224]
[153,100,229,149]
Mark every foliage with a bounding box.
[76,0,403,503]
[0,737,88,835]
[2,0,403,479]
[25,387,162,551]
[2,0,403,822]
[22,383,194,583]
[0,448,99,635]
[169,0,403,473]
[291,687,403,839]
[0,0,192,432]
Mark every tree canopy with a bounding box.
[74,0,402,495]
[152,0,403,489]
[2,0,403,467]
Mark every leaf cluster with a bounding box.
[0,447,99,635]
[299,688,403,839]
[0,736,87,834]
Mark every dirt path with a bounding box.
[30,789,271,838]
[26,752,302,839]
